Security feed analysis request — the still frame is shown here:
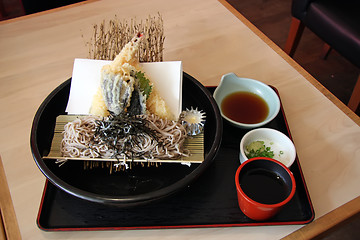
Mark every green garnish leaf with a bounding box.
[136,71,152,99]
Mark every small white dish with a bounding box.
[213,73,280,129]
[239,128,296,168]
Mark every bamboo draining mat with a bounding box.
[44,115,204,164]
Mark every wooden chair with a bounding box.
[284,0,360,112]
[0,0,6,20]
[0,0,25,20]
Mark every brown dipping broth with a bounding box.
[221,91,269,124]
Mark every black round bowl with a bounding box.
[30,72,222,207]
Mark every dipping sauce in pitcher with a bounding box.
[221,91,269,124]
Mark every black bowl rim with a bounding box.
[30,72,223,206]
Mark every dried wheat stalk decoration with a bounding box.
[85,13,165,62]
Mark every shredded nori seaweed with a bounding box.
[93,112,160,160]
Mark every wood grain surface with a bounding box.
[0,0,359,239]
[0,156,21,240]
[282,195,360,239]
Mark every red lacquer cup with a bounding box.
[235,157,296,221]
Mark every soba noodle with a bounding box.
[60,114,190,163]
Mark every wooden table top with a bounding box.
[1,0,359,239]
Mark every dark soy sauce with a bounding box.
[239,169,289,204]
[221,92,269,124]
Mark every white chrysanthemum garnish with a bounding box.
[179,107,206,136]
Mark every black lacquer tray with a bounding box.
[37,86,314,231]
